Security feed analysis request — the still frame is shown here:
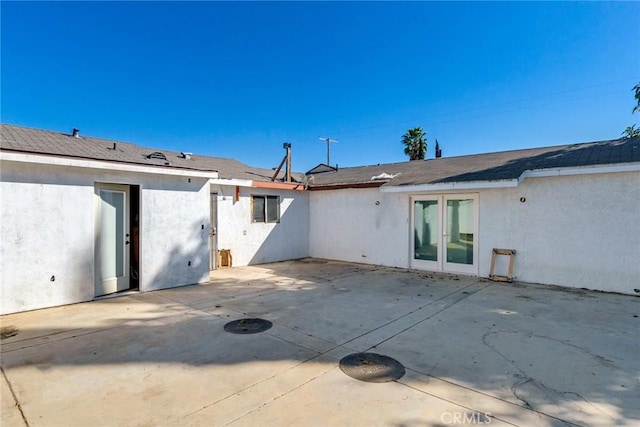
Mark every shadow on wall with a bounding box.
[143,217,210,291]
[246,194,309,265]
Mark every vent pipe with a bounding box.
[284,142,292,183]
[72,128,80,138]
[435,139,442,158]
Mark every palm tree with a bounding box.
[402,127,427,160]
[633,83,640,114]
[622,124,640,138]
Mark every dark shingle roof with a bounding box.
[3,124,637,188]
[308,137,640,188]
[0,124,298,182]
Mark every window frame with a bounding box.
[251,194,280,223]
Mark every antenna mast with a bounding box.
[318,136,338,166]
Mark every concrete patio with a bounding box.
[1,259,638,426]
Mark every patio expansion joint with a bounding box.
[264,328,340,355]
[220,365,340,427]
[1,366,30,427]
[194,288,287,309]
[338,280,493,353]
[185,280,506,424]
[0,305,192,353]
[178,351,339,424]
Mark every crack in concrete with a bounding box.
[400,367,583,426]
[398,378,520,427]
[482,331,618,422]
[482,331,619,374]
[1,366,30,427]
[510,374,614,425]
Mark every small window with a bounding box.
[252,195,280,223]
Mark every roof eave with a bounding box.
[308,181,386,191]
[519,162,640,181]
[381,162,640,193]
[0,150,220,179]
[380,179,518,193]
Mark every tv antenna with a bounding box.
[318,136,338,166]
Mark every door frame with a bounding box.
[410,193,479,275]
[209,192,218,271]
[94,183,131,296]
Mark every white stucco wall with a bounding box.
[213,185,309,266]
[309,172,640,294]
[3,155,638,315]
[1,160,211,314]
[478,172,640,294]
[1,162,95,314]
[139,175,210,292]
[309,188,409,267]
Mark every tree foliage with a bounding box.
[402,127,427,160]
[622,124,640,139]
[621,83,640,138]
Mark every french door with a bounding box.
[411,194,478,275]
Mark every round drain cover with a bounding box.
[224,318,273,334]
[339,352,405,383]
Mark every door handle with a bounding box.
[125,241,130,245]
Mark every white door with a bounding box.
[95,184,130,295]
[411,194,478,275]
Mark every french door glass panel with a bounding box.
[445,198,474,265]
[414,200,439,261]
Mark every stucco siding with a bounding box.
[139,176,211,292]
[309,188,409,267]
[479,172,640,294]
[1,162,95,314]
[214,185,309,267]
[1,161,212,314]
[309,172,640,294]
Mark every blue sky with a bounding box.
[2,1,639,172]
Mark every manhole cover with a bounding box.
[339,352,405,383]
[224,318,273,334]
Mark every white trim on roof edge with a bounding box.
[380,162,640,193]
[0,151,219,179]
[209,178,253,187]
[518,162,640,182]
[380,179,518,193]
